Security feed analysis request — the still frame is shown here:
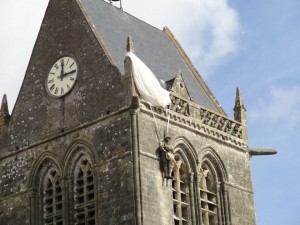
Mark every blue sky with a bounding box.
[0,0,299,224]
[208,1,300,224]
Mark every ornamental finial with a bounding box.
[0,94,10,126]
[233,87,247,141]
[126,36,135,53]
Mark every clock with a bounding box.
[46,56,78,97]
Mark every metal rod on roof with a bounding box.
[109,0,123,10]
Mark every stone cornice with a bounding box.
[140,96,248,150]
[0,106,132,161]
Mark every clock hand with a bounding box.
[62,69,77,77]
[58,59,65,81]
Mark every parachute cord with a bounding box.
[166,105,170,133]
[150,104,171,143]
[150,105,161,143]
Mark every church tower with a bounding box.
[0,1,275,225]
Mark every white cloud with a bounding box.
[249,86,300,130]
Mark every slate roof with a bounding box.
[79,0,223,113]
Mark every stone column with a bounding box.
[130,109,142,225]
[195,172,202,225]
[189,172,196,225]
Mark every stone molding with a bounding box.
[199,107,242,139]
[0,106,132,160]
[222,181,254,194]
[140,95,248,149]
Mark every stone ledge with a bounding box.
[140,101,248,150]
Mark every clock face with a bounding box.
[46,56,78,97]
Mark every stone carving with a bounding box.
[170,95,189,116]
[144,94,246,147]
[200,108,242,138]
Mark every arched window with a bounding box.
[74,157,95,225]
[172,161,190,225]
[199,163,218,225]
[198,150,230,225]
[43,169,63,225]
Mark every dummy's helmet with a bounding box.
[164,131,171,140]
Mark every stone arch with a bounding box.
[27,152,63,225]
[199,147,228,182]
[62,140,97,177]
[62,140,97,224]
[170,136,199,224]
[198,147,230,225]
[28,152,62,189]
[172,136,198,173]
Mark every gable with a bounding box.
[166,71,191,100]
[8,0,131,147]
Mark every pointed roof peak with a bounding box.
[0,94,9,116]
[235,87,244,106]
[126,36,135,53]
[0,94,10,126]
[166,71,191,100]
[233,87,247,140]
[175,70,182,78]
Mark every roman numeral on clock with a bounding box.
[47,57,77,97]
[48,79,54,83]
[50,84,55,91]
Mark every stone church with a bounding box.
[0,0,275,224]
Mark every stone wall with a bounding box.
[3,0,131,154]
[137,106,256,225]
[0,111,136,225]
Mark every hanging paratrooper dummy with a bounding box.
[159,132,178,179]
